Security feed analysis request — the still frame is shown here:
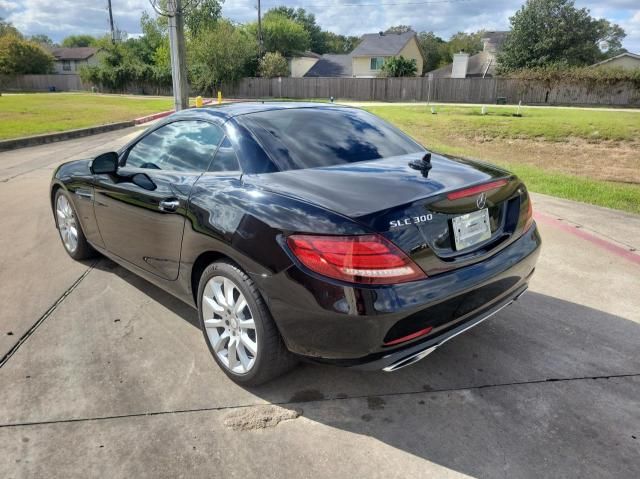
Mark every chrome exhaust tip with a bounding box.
[383,346,437,372]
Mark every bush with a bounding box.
[501,65,640,88]
[79,39,155,91]
[0,35,54,74]
[189,21,257,94]
[259,52,289,78]
[380,56,418,77]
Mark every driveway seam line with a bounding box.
[0,260,98,369]
[1,371,637,429]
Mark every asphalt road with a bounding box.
[1,128,639,478]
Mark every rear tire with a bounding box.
[54,189,96,260]
[197,260,297,386]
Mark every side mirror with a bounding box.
[90,152,119,175]
[132,173,156,191]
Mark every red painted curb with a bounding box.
[134,99,215,125]
[134,110,173,124]
[534,211,640,266]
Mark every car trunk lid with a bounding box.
[245,153,530,275]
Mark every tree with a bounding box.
[80,36,153,91]
[30,34,54,46]
[268,7,325,53]
[322,31,360,54]
[250,12,310,57]
[447,31,484,56]
[380,56,417,77]
[417,31,447,72]
[0,35,54,74]
[0,18,21,38]
[190,21,257,94]
[184,0,223,36]
[596,19,626,58]
[258,51,289,77]
[61,34,97,48]
[498,0,626,71]
[385,25,412,34]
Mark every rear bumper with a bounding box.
[252,223,541,368]
[362,284,528,371]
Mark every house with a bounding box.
[349,31,424,77]
[290,31,424,78]
[591,52,640,70]
[303,54,353,78]
[428,31,508,78]
[50,47,99,75]
[289,51,323,77]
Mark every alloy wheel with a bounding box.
[56,194,78,254]
[202,276,258,374]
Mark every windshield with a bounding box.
[239,107,423,172]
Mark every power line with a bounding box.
[260,0,471,7]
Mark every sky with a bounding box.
[1,0,639,53]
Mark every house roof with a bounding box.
[482,31,509,45]
[304,54,353,77]
[290,51,322,59]
[428,51,497,78]
[591,52,640,67]
[51,47,98,61]
[351,31,415,57]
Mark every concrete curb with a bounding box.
[0,121,135,152]
[0,99,215,153]
[134,110,174,124]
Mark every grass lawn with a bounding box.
[364,105,640,214]
[0,93,174,140]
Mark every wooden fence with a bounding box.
[2,74,639,106]
[0,74,86,92]
[223,77,640,106]
[0,74,175,96]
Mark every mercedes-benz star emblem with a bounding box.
[476,193,487,209]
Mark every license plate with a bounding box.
[452,208,491,251]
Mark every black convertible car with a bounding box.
[51,102,541,385]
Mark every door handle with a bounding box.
[159,198,180,212]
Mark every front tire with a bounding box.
[197,260,297,386]
[54,189,96,260]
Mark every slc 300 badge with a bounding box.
[389,214,433,229]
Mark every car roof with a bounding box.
[169,101,355,123]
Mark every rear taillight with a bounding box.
[447,179,508,200]
[524,193,534,230]
[286,234,426,285]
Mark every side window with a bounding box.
[370,57,385,70]
[126,121,223,172]
[209,137,240,173]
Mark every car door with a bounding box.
[93,120,224,280]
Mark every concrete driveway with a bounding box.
[1,128,639,478]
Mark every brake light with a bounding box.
[524,193,534,230]
[286,234,426,285]
[447,179,508,200]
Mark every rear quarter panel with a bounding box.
[179,174,369,301]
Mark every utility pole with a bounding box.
[257,0,263,56]
[167,0,189,111]
[107,0,115,43]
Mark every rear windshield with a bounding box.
[239,108,423,171]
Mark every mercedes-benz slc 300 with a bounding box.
[50,102,541,385]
